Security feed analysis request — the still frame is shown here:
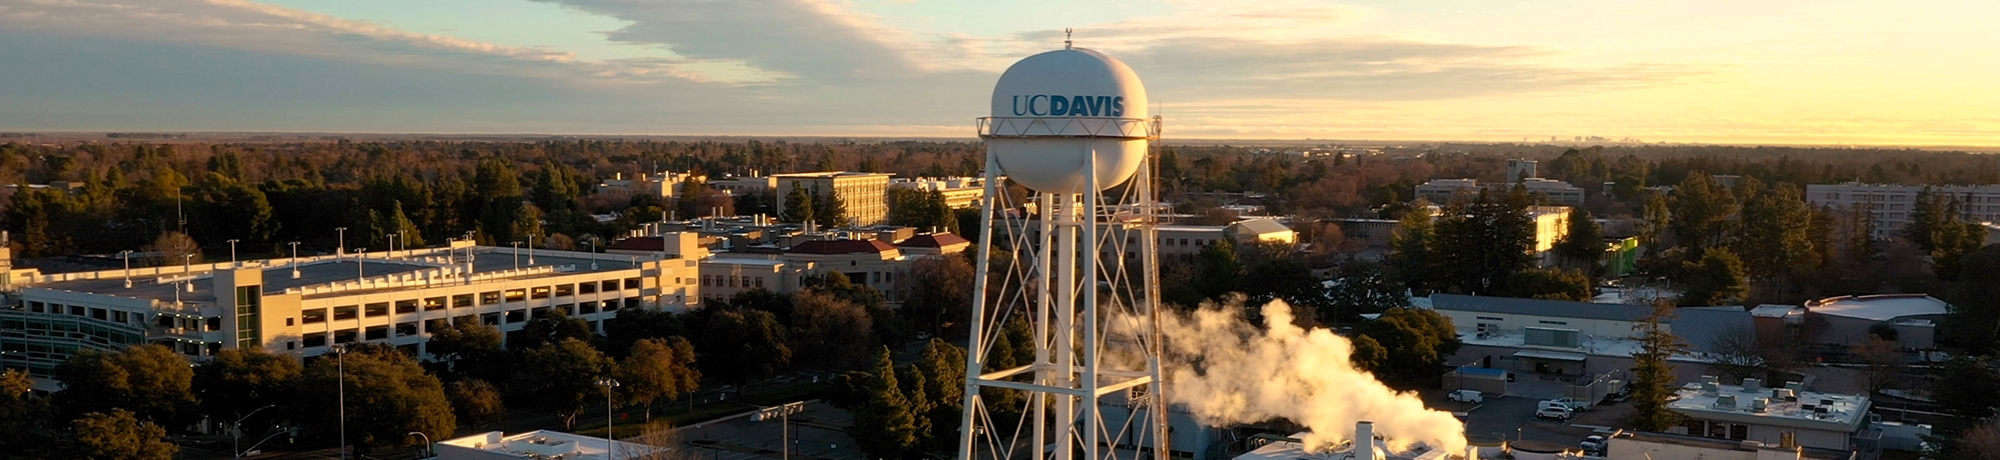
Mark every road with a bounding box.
[1460,395,1587,447]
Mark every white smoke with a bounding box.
[1117,298,1467,454]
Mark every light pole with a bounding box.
[407,431,433,459]
[354,248,367,282]
[226,239,240,266]
[388,234,400,257]
[182,254,195,292]
[288,241,301,279]
[398,230,408,254]
[587,240,598,270]
[335,227,348,256]
[119,250,134,288]
[332,344,350,460]
[754,401,806,460]
[232,404,278,459]
[527,234,536,264]
[597,378,620,456]
[510,242,522,270]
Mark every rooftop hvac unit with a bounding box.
[1742,378,1762,391]
[1772,388,1797,402]
[1715,395,1737,410]
[1751,398,1770,412]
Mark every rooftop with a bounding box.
[897,232,969,249]
[1667,380,1871,432]
[787,239,898,255]
[436,430,661,460]
[1750,304,1805,318]
[1806,294,1949,321]
[25,246,646,303]
[1232,432,1454,460]
[1432,293,1654,322]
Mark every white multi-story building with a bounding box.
[889,176,990,209]
[772,172,895,226]
[0,240,701,387]
[1804,182,2000,238]
[1416,159,1585,206]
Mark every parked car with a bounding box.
[1579,435,1607,452]
[1536,406,1574,421]
[1447,389,1484,404]
[1545,397,1592,411]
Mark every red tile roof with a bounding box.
[898,233,969,248]
[788,239,897,255]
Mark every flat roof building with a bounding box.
[1804,294,1948,350]
[0,239,701,382]
[772,171,895,226]
[1805,182,2000,239]
[436,430,662,460]
[1667,378,1877,453]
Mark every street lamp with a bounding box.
[232,404,278,459]
[407,432,433,459]
[587,240,598,270]
[226,239,240,266]
[182,254,195,292]
[527,234,536,264]
[388,234,400,257]
[753,401,806,460]
[354,248,367,282]
[288,241,301,279]
[510,242,522,270]
[331,344,350,460]
[335,227,348,256]
[119,250,134,288]
[597,378,620,456]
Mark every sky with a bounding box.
[0,0,1995,146]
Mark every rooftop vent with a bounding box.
[1742,378,1762,392]
[1702,382,1719,396]
[1752,398,1770,412]
[1772,388,1797,402]
[1785,381,1805,392]
[1715,395,1737,410]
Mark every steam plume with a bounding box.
[1119,298,1467,454]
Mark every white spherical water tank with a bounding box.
[987,47,1149,194]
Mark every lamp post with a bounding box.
[527,234,536,264]
[407,432,433,459]
[226,239,240,266]
[754,401,806,460]
[354,248,367,282]
[119,250,134,288]
[182,254,195,292]
[331,344,350,460]
[587,240,598,270]
[288,242,301,279]
[335,227,348,256]
[388,234,400,257]
[232,404,278,459]
[510,242,522,270]
[597,378,620,456]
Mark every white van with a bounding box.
[1536,406,1574,421]
[1447,390,1484,403]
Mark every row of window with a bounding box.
[703,275,765,289]
[298,299,632,348]
[23,301,143,327]
[300,279,642,324]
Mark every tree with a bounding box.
[1193,239,1243,302]
[1242,257,1325,312]
[1948,245,2000,353]
[888,188,958,232]
[789,290,876,371]
[1677,248,1747,307]
[521,338,613,430]
[1950,419,2000,460]
[52,345,197,426]
[1384,205,1436,294]
[616,337,701,421]
[814,189,849,228]
[850,348,919,460]
[913,339,967,453]
[1351,307,1460,386]
[472,156,527,244]
[142,231,202,267]
[299,345,455,453]
[1323,260,1407,323]
[425,320,513,383]
[1706,324,1764,384]
[1505,268,1593,301]
[0,369,56,456]
[1667,172,1739,257]
[448,379,505,429]
[1431,190,1535,295]
[1852,337,1901,395]
[603,308,687,359]
[780,183,815,225]
[513,310,595,351]
[193,348,302,426]
[1733,180,1817,301]
[68,409,175,460]
[1631,301,1688,431]
[903,255,974,336]
[1551,207,1604,277]
[1933,357,1999,421]
[698,309,792,385]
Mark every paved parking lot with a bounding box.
[1457,395,1585,447]
[670,401,865,460]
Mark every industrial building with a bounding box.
[1433,294,1747,399]
[1666,377,1880,455]
[1802,294,1947,350]
[1324,206,1572,267]
[1414,160,1586,206]
[0,239,701,386]
[436,430,660,460]
[772,171,895,226]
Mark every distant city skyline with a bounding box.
[0,0,1993,146]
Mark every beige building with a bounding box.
[709,174,777,197]
[1805,182,2000,239]
[0,240,701,388]
[695,232,971,304]
[890,176,990,209]
[773,172,895,226]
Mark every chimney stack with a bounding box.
[1355,422,1375,460]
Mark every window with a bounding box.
[303,309,328,324]
[580,282,597,294]
[365,302,389,318]
[531,286,551,300]
[481,313,501,326]
[424,297,446,311]
[602,280,620,292]
[27,302,42,313]
[1476,316,1504,321]
[303,332,327,348]
[602,299,620,311]
[531,307,551,318]
[559,304,576,315]
[424,318,448,334]
[114,311,128,323]
[1538,320,1569,326]
[505,310,527,323]
[334,306,358,320]
[625,297,641,310]
[505,289,526,302]
[395,300,418,314]
[579,301,599,315]
[286,317,295,326]
[480,291,502,305]
[754,277,763,288]
[556,284,574,297]
[394,322,418,338]
[364,326,388,341]
[453,294,475,308]
[334,329,358,343]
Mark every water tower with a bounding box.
[957,39,1171,460]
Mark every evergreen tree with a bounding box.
[1678,248,1748,306]
[1733,180,1816,300]
[1432,190,1535,295]
[1324,261,1408,323]
[1193,239,1242,302]
[814,189,849,228]
[851,348,919,459]
[1551,208,1604,277]
[1668,172,1740,258]
[781,184,815,225]
[1631,301,1688,431]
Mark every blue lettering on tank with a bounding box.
[1029,95,1048,116]
[1012,96,1027,116]
[1111,96,1125,117]
[1049,95,1068,116]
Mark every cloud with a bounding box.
[532,0,934,83]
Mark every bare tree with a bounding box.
[1852,337,1902,395]
[1707,324,1764,383]
[624,425,700,460]
[142,231,201,267]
